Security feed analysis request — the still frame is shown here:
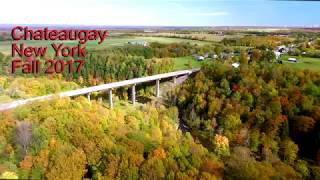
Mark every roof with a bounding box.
[232,62,240,68]
[196,56,204,60]
[128,41,148,45]
[277,45,286,49]
[288,57,297,61]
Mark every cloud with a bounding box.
[185,12,229,16]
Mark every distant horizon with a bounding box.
[0,24,319,29]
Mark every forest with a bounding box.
[0,30,320,179]
[176,61,320,179]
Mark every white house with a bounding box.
[196,56,205,61]
[232,62,240,68]
[212,54,218,59]
[288,57,297,63]
[274,51,281,59]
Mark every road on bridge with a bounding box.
[0,69,199,111]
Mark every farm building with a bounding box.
[128,41,148,46]
[232,62,240,68]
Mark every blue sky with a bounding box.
[1,0,319,26]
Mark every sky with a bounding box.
[1,0,319,26]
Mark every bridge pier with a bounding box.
[108,89,113,109]
[87,93,91,103]
[98,96,102,104]
[131,84,136,105]
[173,76,177,84]
[156,79,160,97]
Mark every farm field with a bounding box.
[173,56,204,70]
[281,55,320,71]
[137,32,243,42]
[0,36,210,55]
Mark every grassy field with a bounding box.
[280,55,320,71]
[137,32,242,42]
[173,56,204,70]
[173,55,320,71]
[0,36,210,55]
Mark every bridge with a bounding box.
[0,69,200,111]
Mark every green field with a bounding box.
[173,55,320,71]
[0,36,210,55]
[138,32,243,42]
[281,55,320,71]
[173,56,204,70]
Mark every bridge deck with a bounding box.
[0,69,199,111]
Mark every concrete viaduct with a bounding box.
[0,69,199,111]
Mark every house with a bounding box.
[277,45,289,54]
[212,54,218,59]
[274,51,281,59]
[220,52,230,59]
[204,52,210,58]
[288,57,297,63]
[196,56,205,61]
[128,41,148,46]
[232,62,240,68]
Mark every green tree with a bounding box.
[280,139,299,165]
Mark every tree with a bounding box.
[295,160,310,179]
[280,139,299,165]
[16,121,32,156]
[213,134,230,157]
[249,129,261,152]
[239,51,248,65]
[0,171,18,179]
[220,114,241,139]
[140,158,166,180]
[219,79,232,97]
[225,147,276,180]
[46,147,87,180]
[19,155,33,170]
[251,49,262,62]
[262,50,276,62]
[293,116,316,133]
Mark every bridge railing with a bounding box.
[0,68,199,111]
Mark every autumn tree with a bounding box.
[16,121,32,156]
